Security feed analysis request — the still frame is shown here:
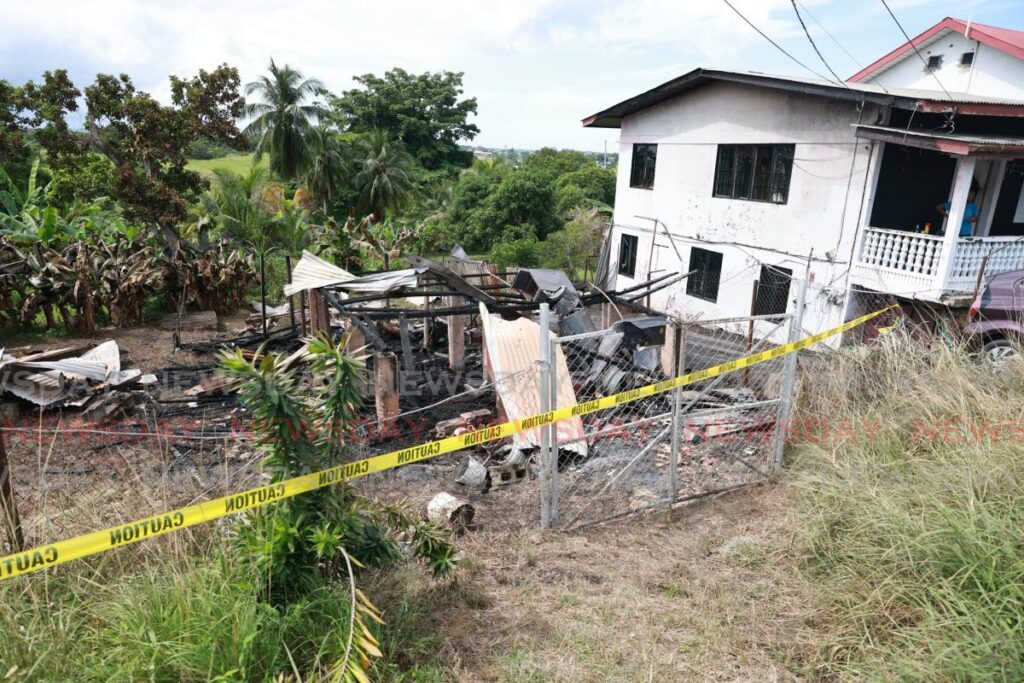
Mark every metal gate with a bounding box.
[538,280,806,528]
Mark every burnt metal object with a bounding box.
[512,269,578,299]
[617,316,668,348]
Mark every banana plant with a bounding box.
[0,159,59,246]
[349,215,417,270]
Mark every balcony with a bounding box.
[851,227,1024,301]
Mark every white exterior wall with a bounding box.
[862,31,1024,100]
[607,81,880,345]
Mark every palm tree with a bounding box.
[243,60,324,181]
[305,127,348,215]
[353,130,414,224]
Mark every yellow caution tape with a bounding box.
[0,306,890,581]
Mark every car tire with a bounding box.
[983,338,1021,366]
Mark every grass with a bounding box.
[4,323,1020,680]
[187,153,266,178]
[788,333,1024,680]
[0,529,370,682]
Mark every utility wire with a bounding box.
[720,0,837,84]
[790,0,851,86]
[795,0,863,69]
[878,0,954,100]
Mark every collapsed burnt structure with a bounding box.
[0,247,797,534]
[283,249,688,431]
[274,248,792,528]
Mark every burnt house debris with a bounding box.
[1,245,788,531]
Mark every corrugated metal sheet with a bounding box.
[283,251,355,296]
[480,304,587,456]
[284,251,421,296]
[0,340,120,406]
[338,269,420,293]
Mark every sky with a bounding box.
[2,0,1023,153]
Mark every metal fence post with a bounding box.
[0,427,24,552]
[667,321,684,504]
[772,277,807,473]
[548,336,560,526]
[538,303,554,529]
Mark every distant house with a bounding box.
[585,18,1024,344]
[851,17,1024,99]
[472,150,495,160]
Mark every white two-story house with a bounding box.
[587,18,1024,342]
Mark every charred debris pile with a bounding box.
[1,249,768,497]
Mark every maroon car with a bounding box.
[965,269,1024,363]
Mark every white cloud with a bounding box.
[4,0,1008,150]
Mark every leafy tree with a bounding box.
[21,66,246,251]
[472,167,559,241]
[490,237,541,270]
[244,59,324,181]
[523,147,592,180]
[353,130,413,223]
[45,154,117,209]
[541,206,609,278]
[0,80,31,167]
[330,68,478,173]
[554,164,616,216]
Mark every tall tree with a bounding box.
[22,66,245,250]
[0,80,30,167]
[305,127,348,215]
[243,60,324,181]
[353,131,413,223]
[329,68,478,173]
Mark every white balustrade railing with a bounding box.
[858,227,943,275]
[854,228,1024,299]
[948,236,1024,289]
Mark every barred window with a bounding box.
[618,233,639,277]
[685,247,723,302]
[629,144,657,189]
[713,144,794,204]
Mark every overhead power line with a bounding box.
[878,0,954,100]
[795,0,863,69]
[720,0,837,85]
[789,0,851,87]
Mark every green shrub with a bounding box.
[219,335,457,601]
[490,237,540,270]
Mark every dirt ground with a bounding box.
[370,482,815,682]
[1,311,267,544]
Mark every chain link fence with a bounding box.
[539,280,806,528]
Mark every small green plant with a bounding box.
[219,334,458,596]
[219,334,457,680]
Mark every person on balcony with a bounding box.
[937,184,980,237]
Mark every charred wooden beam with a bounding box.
[406,255,497,305]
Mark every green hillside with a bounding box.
[186,153,266,178]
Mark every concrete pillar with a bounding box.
[374,352,399,433]
[309,288,331,336]
[934,157,977,290]
[446,295,465,371]
[342,323,365,356]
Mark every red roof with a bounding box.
[849,17,1024,82]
